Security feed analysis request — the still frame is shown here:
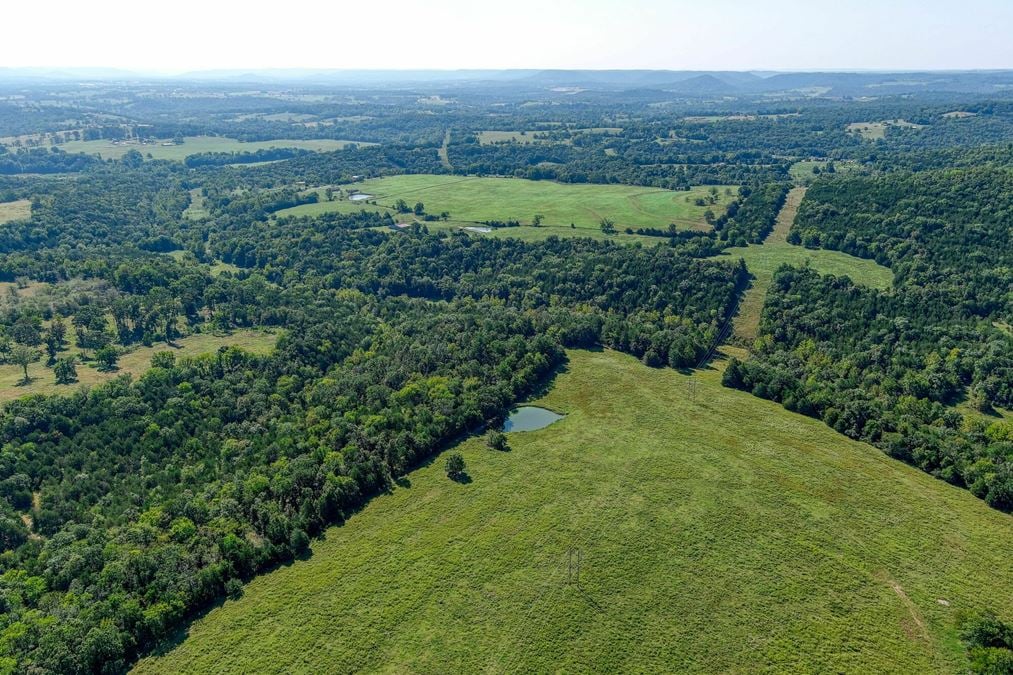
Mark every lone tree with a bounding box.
[444,452,466,479]
[49,317,67,348]
[95,345,119,372]
[599,218,617,235]
[54,357,78,385]
[485,430,509,452]
[532,214,544,227]
[11,318,41,346]
[10,345,38,384]
[413,202,425,216]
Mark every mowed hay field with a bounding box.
[57,136,373,161]
[788,160,859,182]
[0,199,31,223]
[136,349,1012,674]
[476,128,621,145]
[277,174,737,231]
[477,130,553,144]
[0,329,277,402]
[846,120,925,141]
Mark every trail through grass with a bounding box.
[438,129,453,169]
[711,187,893,344]
[136,348,1011,674]
[183,188,209,220]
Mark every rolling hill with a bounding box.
[135,349,1013,674]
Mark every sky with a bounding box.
[3,0,1012,73]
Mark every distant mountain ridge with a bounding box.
[2,67,1012,96]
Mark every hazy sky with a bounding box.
[4,0,1011,72]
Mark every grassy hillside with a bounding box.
[0,328,277,402]
[135,348,1012,674]
[0,199,31,223]
[277,174,736,231]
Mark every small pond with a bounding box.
[502,406,564,432]
[348,193,373,201]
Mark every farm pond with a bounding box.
[502,406,563,432]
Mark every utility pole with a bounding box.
[568,548,582,588]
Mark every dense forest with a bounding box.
[725,167,1013,509]
[0,191,746,669]
[0,76,1010,672]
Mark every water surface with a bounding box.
[502,406,563,432]
[349,193,373,201]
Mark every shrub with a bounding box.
[445,453,465,478]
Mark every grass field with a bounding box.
[417,220,667,245]
[135,348,1012,674]
[846,120,925,141]
[477,128,622,145]
[163,250,244,276]
[438,129,453,169]
[183,188,209,220]
[0,199,31,223]
[477,130,552,144]
[710,187,893,343]
[788,160,859,182]
[277,175,737,231]
[280,198,393,219]
[57,136,374,161]
[0,329,276,403]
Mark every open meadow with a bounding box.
[0,328,277,402]
[846,120,926,141]
[0,199,31,223]
[135,348,1013,674]
[277,174,736,231]
[788,160,860,182]
[477,130,553,144]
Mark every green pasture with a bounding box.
[136,348,1012,674]
[0,328,276,403]
[277,174,737,231]
[0,199,31,223]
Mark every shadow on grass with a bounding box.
[520,355,572,401]
[576,586,605,613]
[449,471,472,484]
[147,595,226,657]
